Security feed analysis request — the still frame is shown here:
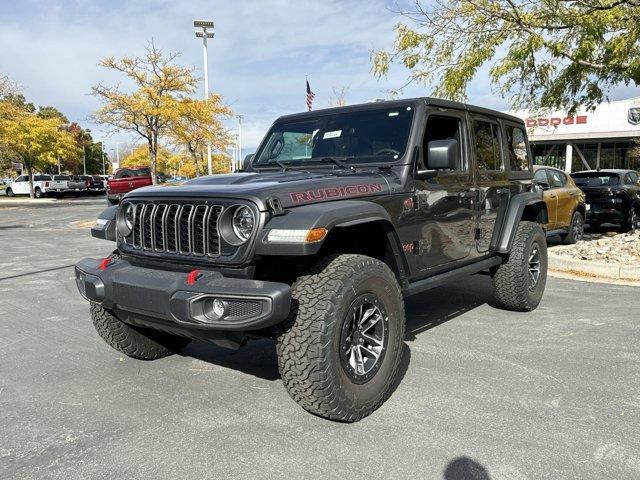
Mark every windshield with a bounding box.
[571,173,620,187]
[253,105,415,167]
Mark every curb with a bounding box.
[548,251,640,282]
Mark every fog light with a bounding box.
[212,299,226,317]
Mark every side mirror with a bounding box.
[241,154,254,172]
[537,182,550,191]
[416,139,458,180]
[427,139,458,170]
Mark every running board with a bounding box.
[404,256,503,297]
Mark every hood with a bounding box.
[125,169,398,210]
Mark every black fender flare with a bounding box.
[495,191,547,254]
[255,200,397,256]
[91,205,117,242]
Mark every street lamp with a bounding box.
[98,140,106,175]
[194,20,215,175]
[235,114,244,172]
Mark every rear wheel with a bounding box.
[491,221,547,312]
[34,187,43,198]
[276,254,405,422]
[561,211,584,244]
[90,304,191,360]
[626,207,639,231]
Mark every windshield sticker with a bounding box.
[323,130,342,139]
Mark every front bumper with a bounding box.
[74,257,291,334]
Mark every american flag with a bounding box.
[306,79,315,111]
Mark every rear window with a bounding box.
[34,175,50,181]
[571,173,620,187]
[114,168,150,179]
[54,175,71,181]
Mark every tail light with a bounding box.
[85,180,90,187]
[45,182,49,187]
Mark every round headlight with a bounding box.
[232,206,255,242]
[124,203,135,230]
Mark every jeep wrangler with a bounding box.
[75,98,548,422]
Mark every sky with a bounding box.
[0,0,638,159]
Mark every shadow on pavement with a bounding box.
[0,264,75,281]
[405,274,494,340]
[444,457,492,480]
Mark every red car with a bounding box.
[107,167,153,205]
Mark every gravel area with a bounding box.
[551,229,640,264]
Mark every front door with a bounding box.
[534,168,558,229]
[469,116,511,253]
[548,170,574,229]
[413,110,476,271]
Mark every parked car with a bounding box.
[76,97,549,422]
[571,169,640,231]
[533,166,586,243]
[106,167,152,205]
[77,175,106,194]
[5,174,55,198]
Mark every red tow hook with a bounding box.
[186,269,202,286]
[98,256,114,271]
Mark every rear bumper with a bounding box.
[585,205,625,224]
[74,257,292,333]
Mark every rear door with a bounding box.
[469,116,511,254]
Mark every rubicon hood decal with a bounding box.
[289,183,384,203]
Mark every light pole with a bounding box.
[82,145,87,175]
[115,142,122,170]
[99,140,106,175]
[235,114,244,172]
[194,20,215,175]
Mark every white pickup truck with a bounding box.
[5,175,58,198]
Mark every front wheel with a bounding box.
[277,254,405,422]
[491,221,547,312]
[561,211,584,244]
[5,188,14,197]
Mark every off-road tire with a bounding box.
[34,187,43,198]
[276,254,405,422]
[5,188,14,197]
[561,211,584,244]
[491,221,547,312]
[90,304,191,360]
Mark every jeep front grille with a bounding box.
[127,202,223,257]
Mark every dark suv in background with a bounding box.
[571,169,640,231]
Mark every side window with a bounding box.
[505,125,530,172]
[626,172,638,185]
[472,120,502,171]
[421,114,464,171]
[548,170,566,188]
[533,169,548,185]
[16,176,27,182]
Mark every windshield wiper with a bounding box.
[320,157,356,172]
[267,160,291,171]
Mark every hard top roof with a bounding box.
[276,97,524,125]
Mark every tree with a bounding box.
[0,110,79,197]
[92,42,199,185]
[120,144,178,175]
[372,0,640,113]
[328,86,349,107]
[167,94,233,176]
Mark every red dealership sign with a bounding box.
[525,116,588,128]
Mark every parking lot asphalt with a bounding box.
[1,200,639,480]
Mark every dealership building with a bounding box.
[510,96,640,173]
